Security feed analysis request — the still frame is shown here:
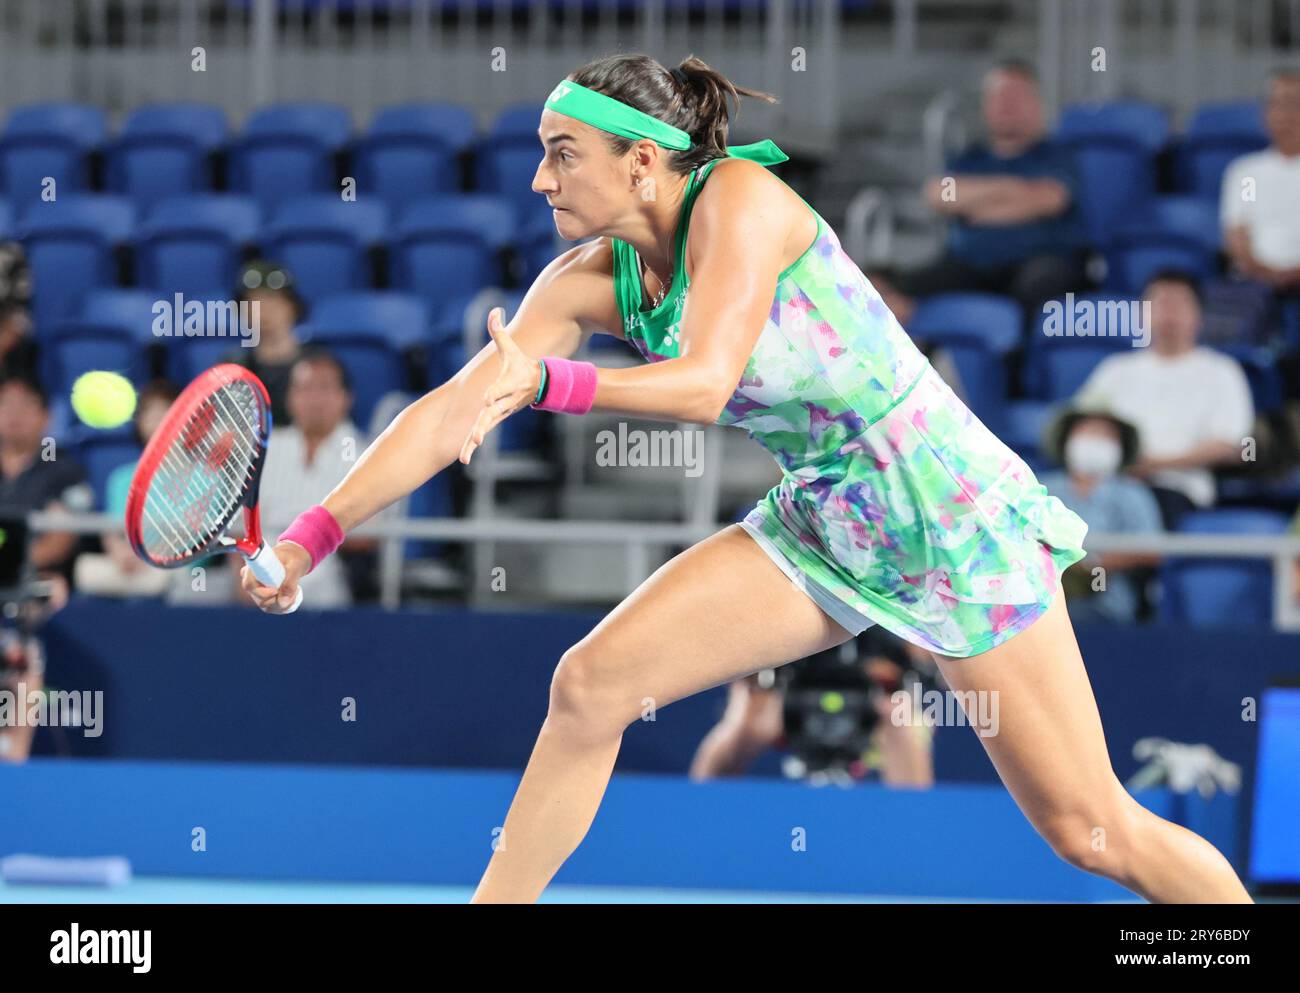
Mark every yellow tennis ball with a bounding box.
[71,371,137,429]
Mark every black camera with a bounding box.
[775,628,939,781]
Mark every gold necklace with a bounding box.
[639,252,672,309]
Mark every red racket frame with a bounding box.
[125,363,274,568]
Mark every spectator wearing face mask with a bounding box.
[1040,409,1163,624]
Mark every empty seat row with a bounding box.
[42,288,472,428]
[1054,100,1268,250]
[6,192,567,332]
[0,100,559,236]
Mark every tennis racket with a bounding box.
[125,363,303,612]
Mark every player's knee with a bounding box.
[548,643,631,733]
[1038,796,1139,879]
[1043,820,1113,876]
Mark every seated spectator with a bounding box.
[254,350,374,609]
[0,375,92,576]
[1074,271,1254,526]
[1040,409,1163,624]
[873,59,1088,324]
[0,241,36,379]
[223,259,305,427]
[74,380,181,598]
[1221,69,1300,298]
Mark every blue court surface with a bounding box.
[0,759,1189,902]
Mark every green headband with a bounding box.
[544,79,789,167]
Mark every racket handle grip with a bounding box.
[247,542,305,614]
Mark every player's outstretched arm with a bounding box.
[241,240,618,612]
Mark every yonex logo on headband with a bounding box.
[548,82,572,103]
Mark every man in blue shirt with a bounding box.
[878,60,1088,323]
[1040,408,1164,624]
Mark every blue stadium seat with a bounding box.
[81,289,166,345]
[353,103,476,208]
[1159,508,1289,627]
[1036,345,1114,402]
[136,194,262,297]
[73,430,142,511]
[390,194,514,327]
[1283,298,1300,351]
[425,290,524,391]
[404,475,453,560]
[18,195,136,329]
[0,103,108,204]
[299,291,429,425]
[518,229,575,284]
[429,288,544,453]
[1174,101,1269,203]
[42,321,149,396]
[907,293,1022,352]
[1186,100,1267,137]
[0,199,11,239]
[999,399,1058,468]
[475,104,552,240]
[308,291,428,348]
[260,196,389,304]
[1212,343,1283,414]
[1055,137,1158,247]
[1104,195,1220,295]
[427,328,467,389]
[106,103,228,204]
[1024,294,1145,399]
[165,335,238,386]
[906,293,1021,432]
[489,102,545,139]
[1058,101,1170,152]
[229,103,351,210]
[1057,102,1169,246]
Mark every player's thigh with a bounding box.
[554,523,853,723]
[930,589,1132,839]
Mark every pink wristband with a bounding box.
[531,357,597,414]
[277,504,345,574]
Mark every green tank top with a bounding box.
[609,158,727,354]
[611,156,831,356]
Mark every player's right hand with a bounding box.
[241,542,311,613]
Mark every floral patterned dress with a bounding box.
[608,157,1087,657]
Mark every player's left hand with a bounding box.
[459,307,542,464]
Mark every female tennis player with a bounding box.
[245,54,1252,904]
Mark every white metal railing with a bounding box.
[842,185,895,269]
[25,511,1300,630]
[1034,0,1300,123]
